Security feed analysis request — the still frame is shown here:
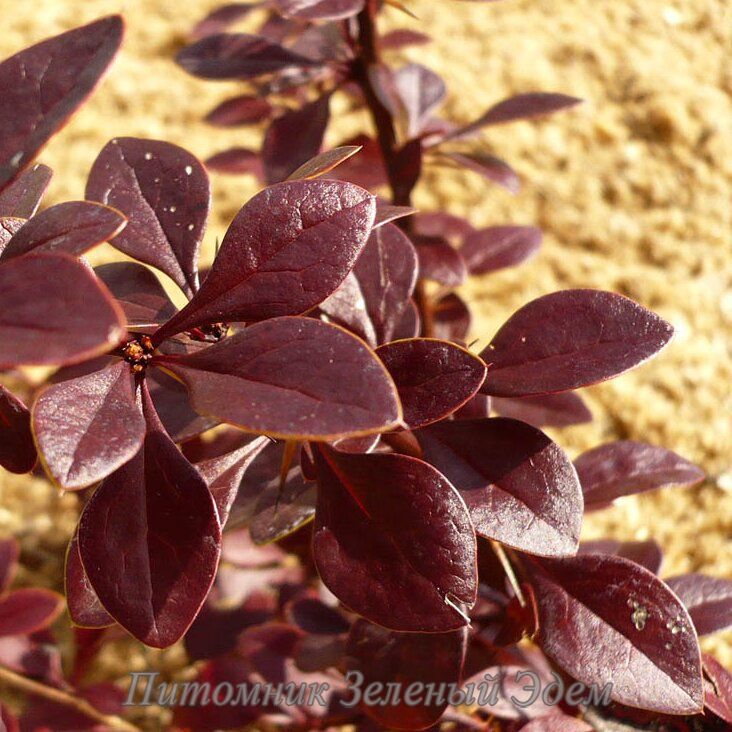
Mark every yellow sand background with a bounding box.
[0,0,729,699]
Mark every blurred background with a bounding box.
[0,0,729,681]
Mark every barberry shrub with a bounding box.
[0,5,730,732]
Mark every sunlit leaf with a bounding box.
[665,574,732,636]
[0,163,52,218]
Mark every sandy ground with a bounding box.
[0,0,729,704]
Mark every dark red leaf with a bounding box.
[393,63,447,138]
[86,137,211,298]
[206,147,264,177]
[0,385,36,474]
[274,0,365,20]
[154,179,375,339]
[313,445,477,632]
[0,163,52,218]
[32,361,145,490]
[376,338,486,428]
[480,290,675,397]
[372,201,417,229]
[320,223,418,346]
[461,225,541,275]
[147,367,218,443]
[229,440,317,544]
[95,262,178,330]
[665,574,732,636]
[444,92,582,142]
[433,292,471,343]
[197,435,269,526]
[0,253,125,368]
[520,717,593,732]
[64,533,114,628]
[453,392,491,420]
[703,653,732,724]
[262,95,331,183]
[176,33,318,80]
[286,594,350,635]
[294,633,346,673]
[0,538,18,594]
[391,299,421,340]
[347,620,467,729]
[416,236,467,286]
[331,135,388,190]
[380,29,431,50]
[156,317,400,440]
[438,151,521,193]
[77,385,221,647]
[414,211,474,241]
[527,553,703,714]
[417,418,582,556]
[287,145,362,181]
[0,16,123,190]
[575,441,705,508]
[0,588,63,637]
[191,3,262,40]
[579,539,663,575]
[0,201,125,261]
[491,392,592,428]
[205,94,273,126]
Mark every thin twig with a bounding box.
[490,540,526,608]
[0,664,140,732]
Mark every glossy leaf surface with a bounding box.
[0,16,123,189]
[155,179,375,339]
[376,338,486,428]
[77,387,221,647]
[320,223,417,346]
[480,290,674,397]
[528,554,703,714]
[0,253,124,368]
[0,163,52,218]
[491,392,592,428]
[461,225,541,275]
[575,440,705,508]
[86,137,211,298]
[665,574,732,636]
[32,361,145,490]
[417,418,582,556]
[177,33,317,80]
[287,145,362,181]
[313,445,477,631]
[0,201,125,261]
[0,385,36,474]
[157,316,400,440]
[262,96,330,183]
[346,620,467,729]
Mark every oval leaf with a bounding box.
[528,553,703,714]
[205,95,273,127]
[480,290,674,397]
[376,338,486,428]
[0,253,125,368]
[77,385,221,648]
[205,147,264,177]
[156,316,400,440]
[416,236,467,286]
[0,201,126,261]
[32,361,146,490]
[287,145,362,181]
[665,574,732,636]
[575,440,705,508]
[86,137,211,298]
[417,418,582,557]
[313,445,477,632]
[461,225,541,275]
[0,16,123,189]
[346,620,467,729]
[154,179,376,340]
[0,385,36,474]
[0,589,64,638]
